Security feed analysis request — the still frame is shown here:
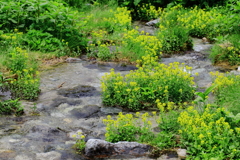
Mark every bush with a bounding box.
[7,69,40,100]
[0,0,87,53]
[22,30,64,53]
[210,72,240,115]
[178,105,240,159]
[157,25,192,54]
[103,112,176,150]
[0,99,24,115]
[210,34,240,66]
[120,28,162,61]
[101,55,195,111]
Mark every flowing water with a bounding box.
[0,26,239,160]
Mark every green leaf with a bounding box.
[134,0,141,6]
[204,84,218,96]
[8,18,17,23]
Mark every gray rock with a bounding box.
[36,151,61,160]
[177,149,187,159]
[70,105,100,119]
[85,139,152,159]
[65,58,82,63]
[101,106,122,114]
[15,155,32,160]
[146,19,160,26]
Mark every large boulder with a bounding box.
[85,139,152,159]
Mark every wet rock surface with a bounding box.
[85,139,152,159]
[58,85,100,98]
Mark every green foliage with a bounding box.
[0,99,24,115]
[194,84,218,104]
[211,72,240,115]
[157,25,192,53]
[157,5,239,41]
[22,30,64,52]
[178,105,240,159]
[210,34,240,66]
[7,69,40,100]
[103,112,177,150]
[4,47,28,74]
[73,131,86,153]
[0,30,23,51]
[101,55,195,111]
[0,0,87,53]
[158,110,180,132]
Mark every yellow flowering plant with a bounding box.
[211,71,240,115]
[101,55,195,110]
[73,131,86,154]
[178,105,240,159]
[8,69,40,100]
[120,28,162,61]
[210,34,240,66]
[103,111,178,151]
[4,47,28,74]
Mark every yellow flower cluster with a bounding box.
[105,7,131,29]
[210,71,237,93]
[101,56,195,110]
[103,112,155,142]
[91,29,108,39]
[122,29,162,60]
[178,105,239,154]
[137,3,163,20]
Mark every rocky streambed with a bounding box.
[1,33,240,160]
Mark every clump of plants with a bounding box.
[210,71,240,115]
[22,30,66,53]
[120,28,162,61]
[3,47,40,100]
[157,5,239,42]
[0,0,88,53]
[178,105,240,159]
[102,101,240,159]
[101,55,195,110]
[72,131,86,154]
[0,99,24,115]
[103,112,177,151]
[136,3,163,21]
[210,34,240,66]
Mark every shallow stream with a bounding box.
[0,26,239,160]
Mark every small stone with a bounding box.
[65,58,82,63]
[238,66,240,71]
[9,139,20,143]
[63,118,72,123]
[146,19,160,26]
[177,149,187,159]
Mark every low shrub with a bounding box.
[210,72,240,115]
[101,55,195,111]
[4,47,29,74]
[103,112,176,150]
[120,28,162,61]
[0,0,88,53]
[7,69,40,100]
[156,25,192,54]
[210,34,240,66]
[22,30,64,53]
[178,105,240,159]
[0,99,24,115]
